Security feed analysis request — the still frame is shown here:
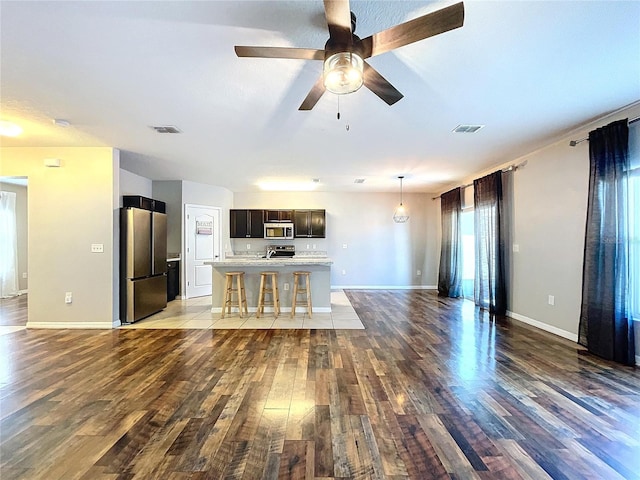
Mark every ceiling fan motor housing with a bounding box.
[324,34,364,60]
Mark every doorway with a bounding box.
[184,204,221,299]
[0,177,28,329]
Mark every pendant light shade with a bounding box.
[393,176,409,223]
[323,51,364,95]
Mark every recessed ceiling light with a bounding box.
[452,124,484,133]
[150,125,182,134]
[0,120,23,137]
[354,178,365,184]
[53,119,70,127]
[312,178,320,183]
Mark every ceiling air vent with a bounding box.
[150,125,182,134]
[354,178,365,184]
[453,124,484,133]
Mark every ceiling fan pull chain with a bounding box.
[337,95,341,120]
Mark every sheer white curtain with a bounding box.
[0,191,19,297]
[629,121,640,322]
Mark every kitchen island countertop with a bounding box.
[204,257,333,313]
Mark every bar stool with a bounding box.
[291,271,312,318]
[221,271,248,318]
[257,271,280,318]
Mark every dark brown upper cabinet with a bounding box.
[230,209,264,238]
[294,209,326,238]
[263,210,293,222]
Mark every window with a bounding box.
[460,209,475,299]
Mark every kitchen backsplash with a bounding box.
[230,250,327,258]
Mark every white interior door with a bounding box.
[185,204,221,298]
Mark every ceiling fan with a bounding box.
[234,1,464,111]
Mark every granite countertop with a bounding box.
[207,256,333,267]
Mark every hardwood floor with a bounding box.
[0,295,27,327]
[1,290,639,479]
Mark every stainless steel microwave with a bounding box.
[264,222,294,239]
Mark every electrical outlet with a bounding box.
[416,270,422,276]
[91,243,104,253]
[246,243,251,250]
[548,295,555,306]
[65,292,73,304]
[313,244,316,249]
[284,283,290,291]
[513,244,520,252]
[22,272,27,279]
[306,244,310,249]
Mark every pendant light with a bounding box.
[393,176,409,223]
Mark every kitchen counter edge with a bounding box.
[205,257,333,267]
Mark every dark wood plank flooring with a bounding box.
[0,294,27,327]
[1,290,639,479]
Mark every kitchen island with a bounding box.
[205,257,333,314]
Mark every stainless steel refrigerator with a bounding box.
[120,206,167,323]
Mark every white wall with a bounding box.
[152,180,183,255]
[120,169,152,201]
[233,191,440,288]
[0,147,119,327]
[509,139,588,338]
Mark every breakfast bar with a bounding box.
[205,257,333,314]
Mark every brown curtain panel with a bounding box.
[579,119,635,365]
[438,187,462,297]
[474,171,507,315]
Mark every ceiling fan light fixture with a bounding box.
[323,51,364,95]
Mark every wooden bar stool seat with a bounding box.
[257,271,280,318]
[291,271,312,318]
[221,271,248,318]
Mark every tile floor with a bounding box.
[0,291,364,333]
[121,290,364,330]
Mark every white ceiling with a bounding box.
[1,1,639,193]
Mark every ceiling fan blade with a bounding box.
[360,2,464,58]
[299,75,326,111]
[324,0,352,44]
[235,46,324,60]
[363,62,403,106]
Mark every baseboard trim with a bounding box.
[113,320,122,328]
[210,307,331,314]
[506,310,579,342]
[26,322,116,329]
[1,290,27,298]
[331,285,437,290]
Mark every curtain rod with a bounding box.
[569,115,640,146]
[432,160,528,200]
